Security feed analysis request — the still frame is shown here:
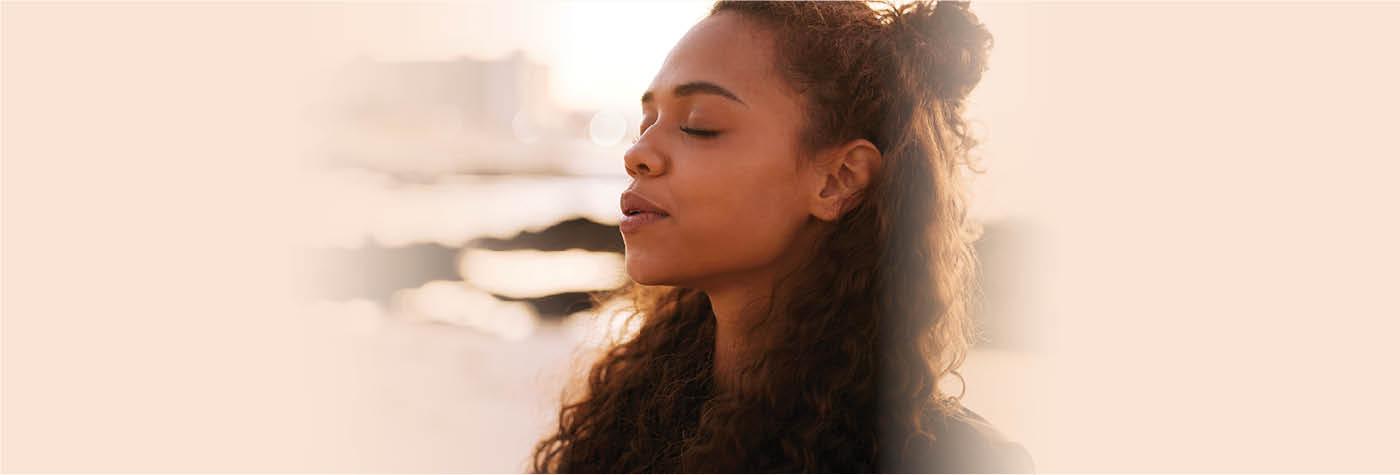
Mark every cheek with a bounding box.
[670,157,809,273]
[621,139,811,286]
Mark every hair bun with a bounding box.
[882,0,994,103]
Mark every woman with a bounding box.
[533,1,1032,472]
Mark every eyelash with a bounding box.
[679,126,720,138]
[634,120,721,143]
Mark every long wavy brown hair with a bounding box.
[531,1,994,472]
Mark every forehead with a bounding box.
[647,12,794,109]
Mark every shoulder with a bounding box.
[910,403,1037,473]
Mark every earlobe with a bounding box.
[813,174,843,222]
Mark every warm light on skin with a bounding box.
[620,11,818,289]
[621,11,882,289]
[619,11,893,395]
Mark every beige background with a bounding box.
[4,1,1399,472]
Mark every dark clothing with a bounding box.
[901,404,1036,473]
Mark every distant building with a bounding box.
[316,51,609,178]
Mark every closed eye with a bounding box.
[679,126,720,138]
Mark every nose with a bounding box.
[623,131,667,178]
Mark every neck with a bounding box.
[705,283,770,394]
[699,219,829,395]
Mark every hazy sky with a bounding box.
[315,1,712,110]
[314,1,1032,220]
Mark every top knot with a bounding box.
[881,0,994,103]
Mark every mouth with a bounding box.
[619,209,669,233]
[619,191,670,233]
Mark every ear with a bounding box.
[809,139,882,222]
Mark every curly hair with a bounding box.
[531,1,995,472]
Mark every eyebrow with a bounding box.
[641,81,748,108]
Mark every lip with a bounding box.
[620,190,670,234]
[620,190,670,217]
[619,210,668,233]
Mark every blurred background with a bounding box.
[4,1,1398,472]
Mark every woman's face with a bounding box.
[620,12,819,289]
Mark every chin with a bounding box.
[624,262,668,286]
[624,255,682,286]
